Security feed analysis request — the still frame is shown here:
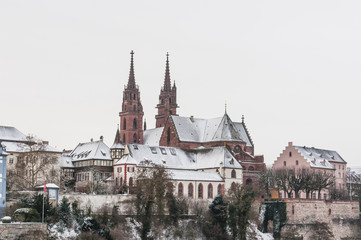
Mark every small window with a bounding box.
[289,152,292,157]
[150,147,157,154]
[296,160,299,166]
[246,179,252,185]
[9,158,14,164]
[248,166,254,171]
[283,161,286,166]
[129,177,133,187]
[231,169,236,178]
[342,165,344,170]
[170,148,176,155]
[292,206,295,215]
[160,148,167,155]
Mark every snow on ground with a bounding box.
[247,222,274,240]
[48,223,78,240]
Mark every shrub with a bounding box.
[2,216,11,223]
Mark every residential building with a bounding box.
[0,126,62,191]
[272,141,347,199]
[69,137,113,192]
[0,144,7,217]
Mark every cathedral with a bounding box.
[114,51,266,193]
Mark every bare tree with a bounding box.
[7,135,60,190]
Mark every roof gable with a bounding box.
[170,114,253,146]
[70,140,111,161]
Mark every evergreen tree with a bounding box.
[58,197,71,227]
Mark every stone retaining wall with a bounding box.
[0,223,47,240]
[60,194,134,214]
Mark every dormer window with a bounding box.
[150,147,157,154]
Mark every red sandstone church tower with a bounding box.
[119,51,144,144]
[155,53,179,128]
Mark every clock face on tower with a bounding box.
[234,145,241,153]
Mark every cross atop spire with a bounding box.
[127,50,136,89]
[163,52,171,92]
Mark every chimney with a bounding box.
[100,136,104,142]
[190,116,194,122]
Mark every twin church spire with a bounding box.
[119,51,179,144]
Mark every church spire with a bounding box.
[163,52,171,91]
[128,50,136,89]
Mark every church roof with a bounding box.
[295,145,346,169]
[143,127,164,146]
[170,114,253,146]
[115,144,243,170]
[169,169,223,182]
[70,140,112,162]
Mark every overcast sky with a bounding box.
[1,0,360,167]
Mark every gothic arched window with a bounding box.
[248,166,254,171]
[167,127,171,145]
[123,119,127,130]
[178,182,183,197]
[208,184,213,199]
[246,178,252,185]
[217,184,222,195]
[198,183,203,199]
[231,169,236,178]
[133,118,137,130]
[123,134,126,143]
[133,105,136,112]
[133,133,137,143]
[188,183,194,198]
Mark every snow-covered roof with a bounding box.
[169,169,223,182]
[60,154,75,168]
[295,146,346,170]
[170,114,253,146]
[1,141,29,153]
[115,144,243,170]
[143,127,164,146]
[110,143,125,150]
[0,126,29,143]
[70,140,112,162]
[1,141,61,154]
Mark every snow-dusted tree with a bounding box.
[58,197,72,227]
[133,162,172,240]
[7,135,61,190]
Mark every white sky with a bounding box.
[1,1,360,167]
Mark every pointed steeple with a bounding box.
[113,125,121,144]
[127,50,136,89]
[163,52,171,91]
[111,126,125,150]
